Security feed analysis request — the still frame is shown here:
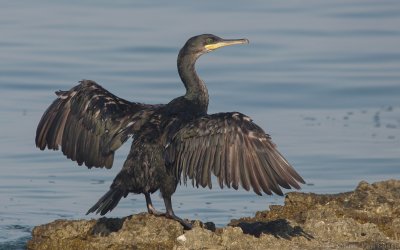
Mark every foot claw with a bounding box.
[181,220,192,230]
[148,209,165,216]
[166,213,192,229]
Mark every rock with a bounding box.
[27,213,183,250]
[28,179,400,250]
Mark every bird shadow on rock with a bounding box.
[234,219,314,240]
[90,216,129,236]
[87,216,313,241]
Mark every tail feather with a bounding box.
[86,188,124,216]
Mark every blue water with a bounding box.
[1,0,400,248]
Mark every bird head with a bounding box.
[181,34,249,56]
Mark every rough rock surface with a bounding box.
[28,179,400,250]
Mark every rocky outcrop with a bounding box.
[28,179,400,249]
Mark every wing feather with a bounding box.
[238,135,250,191]
[165,112,305,196]
[223,137,230,188]
[230,142,239,190]
[201,146,211,188]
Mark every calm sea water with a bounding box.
[1,0,400,248]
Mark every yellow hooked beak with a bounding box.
[205,38,249,51]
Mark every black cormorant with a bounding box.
[35,34,305,229]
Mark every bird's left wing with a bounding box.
[165,112,305,196]
[36,80,159,168]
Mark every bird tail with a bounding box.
[86,188,125,216]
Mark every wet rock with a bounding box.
[28,180,400,250]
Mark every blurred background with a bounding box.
[1,0,399,248]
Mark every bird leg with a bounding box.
[163,196,192,229]
[144,193,164,216]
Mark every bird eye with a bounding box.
[206,38,214,44]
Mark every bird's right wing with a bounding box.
[165,112,305,196]
[36,80,160,168]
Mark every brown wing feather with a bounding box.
[35,80,159,168]
[165,112,305,196]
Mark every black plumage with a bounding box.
[35,34,305,229]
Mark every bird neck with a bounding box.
[177,50,209,111]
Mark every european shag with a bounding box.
[35,34,305,229]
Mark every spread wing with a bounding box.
[165,112,305,196]
[35,80,160,168]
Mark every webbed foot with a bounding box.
[163,196,192,229]
[145,193,165,216]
